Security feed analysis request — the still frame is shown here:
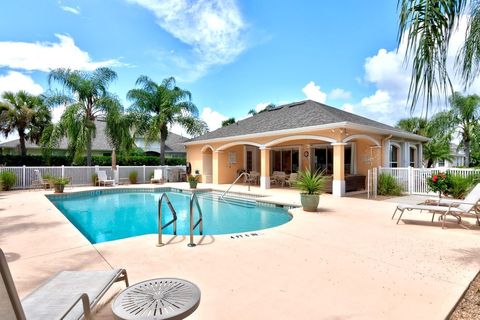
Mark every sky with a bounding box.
[0,0,477,142]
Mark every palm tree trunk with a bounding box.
[464,140,471,167]
[86,132,92,166]
[160,138,166,165]
[18,129,27,157]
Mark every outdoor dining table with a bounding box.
[112,277,201,320]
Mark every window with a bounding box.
[409,147,416,167]
[271,149,299,173]
[390,145,399,168]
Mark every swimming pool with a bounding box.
[48,189,293,244]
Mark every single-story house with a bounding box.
[185,100,429,196]
[0,119,187,158]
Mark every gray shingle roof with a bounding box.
[189,100,422,142]
[0,119,187,154]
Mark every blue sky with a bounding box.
[1,0,461,140]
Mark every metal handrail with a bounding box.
[220,172,251,200]
[188,192,204,247]
[157,193,178,247]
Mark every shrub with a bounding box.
[446,174,480,199]
[377,173,403,196]
[0,171,17,191]
[129,171,138,184]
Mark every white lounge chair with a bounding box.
[32,170,50,189]
[0,248,128,320]
[150,169,164,184]
[392,183,480,228]
[96,170,115,186]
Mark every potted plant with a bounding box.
[188,174,200,189]
[295,169,327,212]
[49,177,70,194]
[129,171,138,184]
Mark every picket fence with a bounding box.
[0,165,186,189]
[368,167,480,196]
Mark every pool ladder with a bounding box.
[220,172,250,200]
[157,192,203,247]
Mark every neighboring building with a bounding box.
[0,119,187,158]
[185,100,428,196]
[434,144,466,168]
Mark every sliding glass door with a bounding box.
[313,145,352,175]
[271,149,299,174]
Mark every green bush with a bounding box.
[0,171,17,191]
[129,171,138,184]
[446,174,480,199]
[377,173,403,196]
[0,154,186,166]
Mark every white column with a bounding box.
[418,143,423,167]
[402,142,410,167]
[383,140,390,167]
[260,147,271,189]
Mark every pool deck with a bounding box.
[1,183,480,319]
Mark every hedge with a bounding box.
[0,155,186,166]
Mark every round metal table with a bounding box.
[112,278,201,320]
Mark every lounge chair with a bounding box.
[392,183,480,228]
[32,170,50,189]
[285,173,297,187]
[150,169,164,184]
[0,248,128,320]
[96,170,115,186]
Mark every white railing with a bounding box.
[0,165,186,189]
[378,167,480,195]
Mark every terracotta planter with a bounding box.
[189,181,198,189]
[300,193,319,212]
[54,184,65,194]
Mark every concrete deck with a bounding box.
[1,183,479,319]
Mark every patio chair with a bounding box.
[245,171,260,185]
[392,183,480,228]
[270,171,286,187]
[285,173,298,187]
[96,170,115,186]
[0,248,129,320]
[150,169,164,184]
[31,170,50,189]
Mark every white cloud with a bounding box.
[127,0,247,81]
[302,81,327,103]
[255,102,270,113]
[200,107,228,131]
[329,88,351,100]
[0,71,44,96]
[0,34,122,72]
[61,5,80,15]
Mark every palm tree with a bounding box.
[222,117,235,127]
[446,92,480,166]
[46,67,124,165]
[396,117,429,136]
[423,138,454,168]
[0,91,51,157]
[397,0,480,113]
[127,76,207,165]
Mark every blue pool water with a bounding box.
[48,190,292,244]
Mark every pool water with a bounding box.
[49,191,292,244]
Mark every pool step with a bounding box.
[196,193,256,208]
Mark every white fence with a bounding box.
[376,167,480,195]
[0,165,186,189]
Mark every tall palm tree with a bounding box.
[46,67,124,165]
[446,92,480,166]
[0,91,51,157]
[127,76,207,165]
[397,0,480,113]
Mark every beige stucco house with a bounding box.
[185,100,428,196]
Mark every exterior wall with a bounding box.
[185,127,425,186]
